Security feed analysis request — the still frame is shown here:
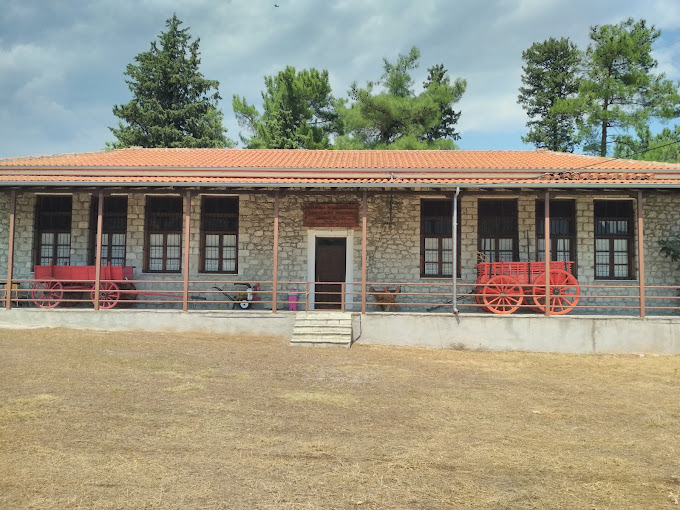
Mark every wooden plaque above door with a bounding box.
[303,203,360,229]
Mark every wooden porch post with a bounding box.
[272,190,279,313]
[5,190,16,310]
[452,188,460,314]
[361,191,367,314]
[544,191,551,317]
[93,190,104,311]
[182,190,191,312]
[637,191,646,318]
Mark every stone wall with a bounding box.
[0,189,679,314]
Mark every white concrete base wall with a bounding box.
[0,310,678,354]
[0,309,294,339]
[354,313,680,354]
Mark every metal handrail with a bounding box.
[8,276,680,317]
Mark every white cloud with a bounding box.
[655,40,680,80]
[459,91,526,134]
[2,0,680,157]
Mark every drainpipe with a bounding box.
[452,187,460,315]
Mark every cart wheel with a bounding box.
[238,300,252,310]
[482,275,523,314]
[117,283,137,308]
[475,290,491,313]
[91,282,120,309]
[475,279,491,312]
[31,279,63,309]
[532,270,580,315]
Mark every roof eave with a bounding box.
[1,181,678,189]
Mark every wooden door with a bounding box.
[315,237,346,309]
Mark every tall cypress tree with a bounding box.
[109,14,232,148]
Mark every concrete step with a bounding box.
[293,322,352,333]
[291,335,352,345]
[290,312,353,347]
[292,326,352,334]
[294,319,350,326]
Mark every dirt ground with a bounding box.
[0,328,679,509]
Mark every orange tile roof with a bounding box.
[1,148,679,188]
[2,147,679,170]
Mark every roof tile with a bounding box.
[1,148,679,188]
[1,147,679,170]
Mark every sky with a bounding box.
[1,0,679,159]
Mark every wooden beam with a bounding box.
[182,190,191,312]
[452,189,459,314]
[361,191,367,314]
[637,191,646,318]
[272,190,280,313]
[93,190,104,311]
[544,191,551,317]
[5,190,16,310]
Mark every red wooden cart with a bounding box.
[475,261,580,315]
[31,265,136,309]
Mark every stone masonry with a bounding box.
[0,189,679,314]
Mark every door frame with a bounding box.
[307,229,354,311]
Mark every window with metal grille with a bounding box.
[145,196,182,273]
[420,199,461,277]
[535,200,576,269]
[478,199,518,262]
[594,200,634,279]
[200,196,238,273]
[89,196,128,266]
[34,195,72,266]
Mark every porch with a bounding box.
[2,148,680,353]
[3,187,680,318]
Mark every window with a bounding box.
[478,199,518,262]
[34,195,72,266]
[145,196,182,272]
[536,200,576,266]
[420,200,461,277]
[200,196,238,273]
[89,196,128,266]
[594,200,634,279]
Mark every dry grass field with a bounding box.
[0,328,679,509]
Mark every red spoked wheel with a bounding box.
[475,292,491,312]
[482,275,523,314]
[90,281,120,309]
[532,270,580,315]
[475,281,491,312]
[117,283,137,308]
[31,278,63,309]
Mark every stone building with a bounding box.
[1,148,679,351]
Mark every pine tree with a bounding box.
[613,125,680,162]
[423,64,463,143]
[109,14,232,148]
[517,37,580,152]
[556,18,680,156]
[233,66,338,149]
[336,47,466,149]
